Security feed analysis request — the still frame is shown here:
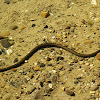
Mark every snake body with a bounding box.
[0,43,100,72]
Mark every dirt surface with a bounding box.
[0,0,100,100]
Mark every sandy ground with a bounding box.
[0,0,100,100]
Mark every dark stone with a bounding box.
[44,25,48,28]
[74,80,79,84]
[47,63,53,66]
[56,56,64,61]
[23,78,28,83]
[32,24,36,27]
[46,57,51,61]
[40,82,43,87]
[68,67,73,71]
[14,58,18,63]
[51,75,58,83]
[46,73,52,78]
[73,59,78,63]
[65,89,75,96]
[0,51,2,55]
[39,63,45,67]
[1,48,6,54]
[0,39,11,48]
[10,25,18,30]
[4,0,11,4]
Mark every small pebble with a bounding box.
[70,27,75,32]
[59,71,65,76]
[57,50,62,55]
[19,38,24,43]
[23,78,28,83]
[96,53,100,60]
[0,31,10,37]
[40,82,43,87]
[34,66,40,71]
[19,70,23,73]
[1,48,6,54]
[19,26,26,30]
[52,70,57,73]
[74,80,79,84]
[65,24,71,29]
[24,85,36,94]
[73,58,78,63]
[11,68,17,72]
[10,82,19,88]
[79,61,84,65]
[91,0,97,5]
[90,91,96,94]
[87,21,94,26]
[6,48,12,55]
[25,60,28,63]
[51,75,58,83]
[15,93,20,99]
[14,58,18,63]
[4,0,11,4]
[81,19,86,24]
[41,11,49,18]
[44,25,48,28]
[56,56,64,61]
[90,86,99,91]
[58,65,63,70]
[39,63,45,67]
[61,86,65,91]
[65,89,75,96]
[10,25,18,30]
[85,63,90,66]
[68,67,73,71]
[0,39,11,48]
[48,83,53,88]
[72,23,77,27]
[94,18,100,22]
[28,73,34,79]
[46,57,52,61]
[83,40,93,45]
[32,24,36,27]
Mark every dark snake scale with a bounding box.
[0,43,100,72]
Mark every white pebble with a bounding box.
[52,36,55,39]
[25,60,28,63]
[66,78,68,80]
[6,49,12,55]
[9,36,13,40]
[90,91,96,94]
[48,83,52,88]
[43,36,47,39]
[90,64,94,66]
[52,70,57,73]
[94,18,100,22]
[33,82,35,85]
[91,0,97,5]
[34,62,38,65]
